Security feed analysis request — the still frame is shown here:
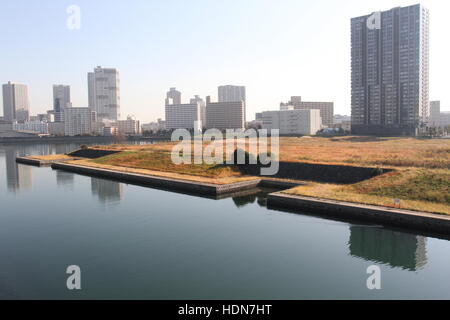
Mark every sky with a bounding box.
[0,0,449,123]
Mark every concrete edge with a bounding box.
[51,161,262,196]
[15,156,51,167]
[267,193,450,234]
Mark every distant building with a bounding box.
[190,95,206,128]
[165,90,203,131]
[429,101,450,127]
[53,85,71,122]
[205,96,245,130]
[48,122,65,136]
[280,96,333,127]
[13,121,48,134]
[88,66,120,121]
[142,119,166,133]
[64,107,96,136]
[2,81,30,122]
[116,116,141,135]
[218,85,246,122]
[261,109,322,135]
[351,4,430,136]
[165,87,181,105]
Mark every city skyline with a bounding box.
[0,0,449,124]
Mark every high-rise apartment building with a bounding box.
[218,85,246,122]
[280,96,334,127]
[165,90,202,131]
[88,66,120,121]
[53,85,71,122]
[205,96,245,130]
[2,81,30,122]
[165,87,181,105]
[351,4,430,136]
[64,107,96,136]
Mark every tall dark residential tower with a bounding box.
[351,4,430,136]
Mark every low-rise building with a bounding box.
[116,116,141,135]
[280,96,334,127]
[13,121,48,134]
[261,109,322,135]
[430,101,450,127]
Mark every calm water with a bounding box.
[0,142,450,300]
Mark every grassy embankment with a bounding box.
[37,136,450,214]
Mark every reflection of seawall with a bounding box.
[348,226,427,271]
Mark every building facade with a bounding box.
[205,96,245,130]
[2,81,30,122]
[280,96,333,127]
[165,87,182,105]
[53,85,71,122]
[261,109,322,135]
[430,101,450,127]
[351,4,430,136]
[116,116,141,135]
[64,107,96,136]
[165,100,202,131]
[218,85,246,123]
[88,66,120,121]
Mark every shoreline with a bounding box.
[16,155,450,235]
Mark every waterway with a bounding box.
[0,142,449,299]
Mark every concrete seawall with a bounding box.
[51,162,262,196]
[267,193,450,235]
[16,156,53,167]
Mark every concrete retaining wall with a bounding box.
[51,162,261,196]
[267,193,450,235]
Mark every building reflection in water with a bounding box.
[348,226,427,271]
[4,147,32,193]
[56,170,75,190]
[91,178,123,205]
[232,188,274,208]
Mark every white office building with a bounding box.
[261,109,322,135]
[88,66,120,121]
[2,81,30,122]
[430,101,450,127]
[64,107,96,136]
[53,85,71,122]
[218,85,246,122]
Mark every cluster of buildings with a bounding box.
[2,4,447,139]
[1,66,140,137]
[164,85,246,131]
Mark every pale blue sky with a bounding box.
[1,0,448,123]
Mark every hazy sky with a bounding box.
[1,0,449,123]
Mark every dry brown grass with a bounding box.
[88,136,450,169]
[284,168,450,215]
[68,159,257,185]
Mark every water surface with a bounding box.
[0,142,449,299]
